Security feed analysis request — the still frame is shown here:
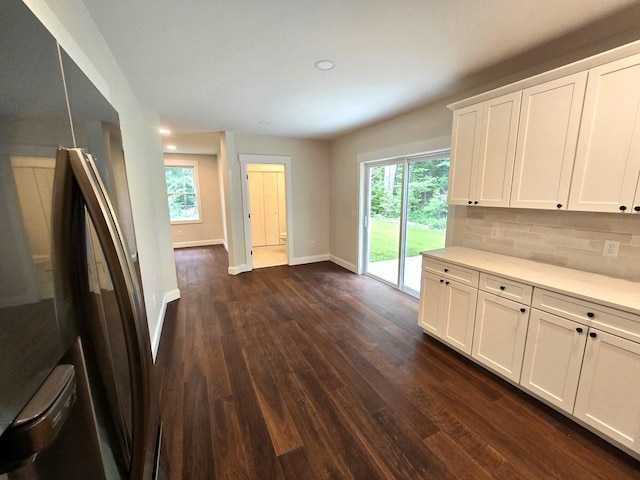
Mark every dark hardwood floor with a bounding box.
[155,246,640,479]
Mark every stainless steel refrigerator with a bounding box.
[0,1,166,478]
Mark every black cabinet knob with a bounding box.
[440,279,444,283]
[635,206,640,212]
[499,286,506,291]
[445,281,450,285]
[587,312,595,318]
[474,201,479,205]
[620,205,627,211]
[576,327,583,333]
[589,332,597,338]
[444,268,448,272]
[468,200,472,205]
[520,308,526,313]
[556,203,562,209]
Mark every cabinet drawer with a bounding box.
[422,258,479,287]
[532,289,640,343]
[479,273,533,305]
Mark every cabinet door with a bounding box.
[441,280,478,355]
[574,329,640,453]
[418,271,445,335]
[448,103,482,206]
[510,73,587,209]
[472,292,529,382]
[474,92,522,207]
[569,54,640,213]
[520,310,587,412]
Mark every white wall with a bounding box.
[235,135,331,267]
[165,153,224,248]
[25,0,179,358]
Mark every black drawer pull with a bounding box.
[587,312,595,318]
[556,203,562,209]
[444,268,448,272]
[589,332,597,338]
[620,205,627,211]
[499,286,506,291]
[520,308,526,313]
[576,327,583,333]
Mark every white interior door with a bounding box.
[248,171,266,246]
[262,172,280,245]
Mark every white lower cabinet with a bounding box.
[418,253,640,457]
[418,271,477,354]
[520,309,587,412]
[574,329,640,453]
[471,291,530,382]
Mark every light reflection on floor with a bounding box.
[252,245,287,269]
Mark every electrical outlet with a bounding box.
[491,227,499,239]
[603,240,620,257]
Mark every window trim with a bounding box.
[164,158,203,225]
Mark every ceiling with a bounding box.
[79,0,640,147]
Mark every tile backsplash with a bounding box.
[462,207,640,280]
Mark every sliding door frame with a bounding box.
[359,148,451,296]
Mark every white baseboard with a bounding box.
[172,238,224,249]
[228,264,247,275]
[329,255,358,273]
[151,288,181,363]
[290,254,330,266]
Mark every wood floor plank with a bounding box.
[332,385,425,479]
[292,361,385,479]
[242,345,303,456]
[221,332,285,479]
[157,247,640,479]
[182,370,215,479]
[210,396,252,480]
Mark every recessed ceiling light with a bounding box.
[166,145,177,150]
[314,60,335,70]
[159,128,171,135]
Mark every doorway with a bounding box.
[363,151,450,296]
[239,154,293,271]
[247,164,287,268]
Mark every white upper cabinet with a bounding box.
[569,53,640,213]
[510,73,587,210]
[448,103,482,206]
[448,93,521,207]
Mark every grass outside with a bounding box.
[369,217,445,262]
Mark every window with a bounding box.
[164,159,202,223]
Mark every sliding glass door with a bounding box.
[365,152,450,296]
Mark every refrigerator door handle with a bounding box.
[52,148,153,480]
[0,365,76,474]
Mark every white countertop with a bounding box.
[421,247,640,316]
